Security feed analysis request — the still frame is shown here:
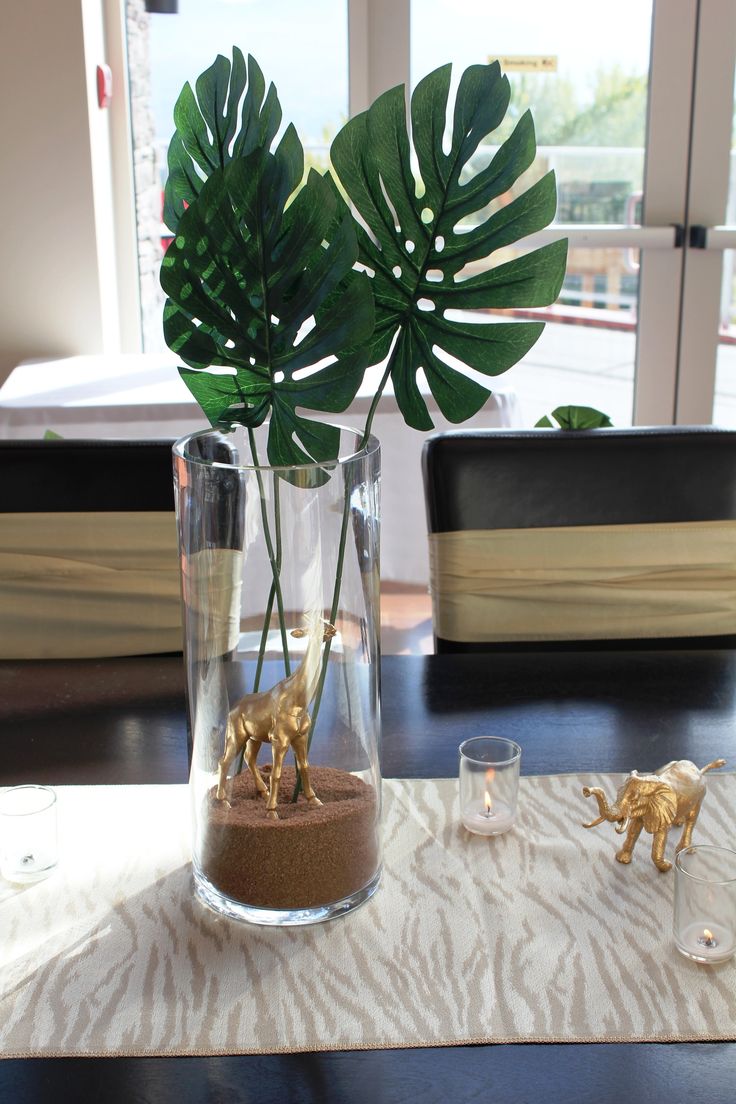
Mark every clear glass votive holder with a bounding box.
[0,785,58,884]
[674,845,736,964]
[459,737,521,836]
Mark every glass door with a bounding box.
[411,0,656,426]
[411,0,718,428]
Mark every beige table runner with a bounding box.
[1,774,734,1057]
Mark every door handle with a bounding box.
[689,225,736,249]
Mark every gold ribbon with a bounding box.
[0,511,182,658]
[428,520,736,642]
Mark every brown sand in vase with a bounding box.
[200,766,380,909]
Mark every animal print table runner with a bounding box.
[1,774,734,1056]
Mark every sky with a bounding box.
[411,0,652,83]
[149,0,348,149]
[149,0,653,151]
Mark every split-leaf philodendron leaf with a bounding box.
[330,62,568,430]
[161,138,374,467]
[163,48,281,234]
[161,53,568,462]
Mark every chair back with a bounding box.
[422,426,736,652]
[0,440,180,659]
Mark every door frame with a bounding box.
[675,0,736,424]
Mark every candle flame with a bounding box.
[484,791,493,814]
[703,928,714,941]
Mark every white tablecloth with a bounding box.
[0,355,522,583]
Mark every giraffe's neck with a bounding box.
[291,623,324,704]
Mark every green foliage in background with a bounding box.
[535,405,614,429]
[493,67,648,149]
[161,50,568,465]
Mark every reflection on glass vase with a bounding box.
[173,423,382,926]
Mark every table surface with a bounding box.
[1,650,735,1103]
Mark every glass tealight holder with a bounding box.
[459,737,521,836]
[674,845,736,964]
[0,785,58,884]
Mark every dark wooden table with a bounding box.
[1,651,735,1103]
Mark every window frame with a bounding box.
[98,0,736,424]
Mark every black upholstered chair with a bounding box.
[0,439,180,658]
[0,439,177,513]
[422,427,736,653]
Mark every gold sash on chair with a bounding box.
[180,545,243,660]
[428,520,736,642]
[0,512,183,658]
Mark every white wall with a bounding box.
[0,1,116,383]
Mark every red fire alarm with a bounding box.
[96,64,113,109]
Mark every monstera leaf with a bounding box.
[330,62,568,431]
[161,135,374,467]
[163,48,282,234]
[535,405,613,429]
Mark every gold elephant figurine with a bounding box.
[582,759,726,872]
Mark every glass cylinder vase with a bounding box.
[173,423,381,926]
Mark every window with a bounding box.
[411,0,652,426]
[113,0,736,426]
[125,0,348,352]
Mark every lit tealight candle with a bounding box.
[677,922,736,964]
[674,845,736,965]
[458,737,521,837]
[461,788,515,837]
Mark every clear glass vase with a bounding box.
[173,423,381,926]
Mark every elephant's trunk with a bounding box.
[582,786,626,831]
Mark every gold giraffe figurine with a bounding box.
[582,758,726,871]
[216,615,337,818]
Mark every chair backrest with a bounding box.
[422,426,736,652]
[0,439,180,659]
